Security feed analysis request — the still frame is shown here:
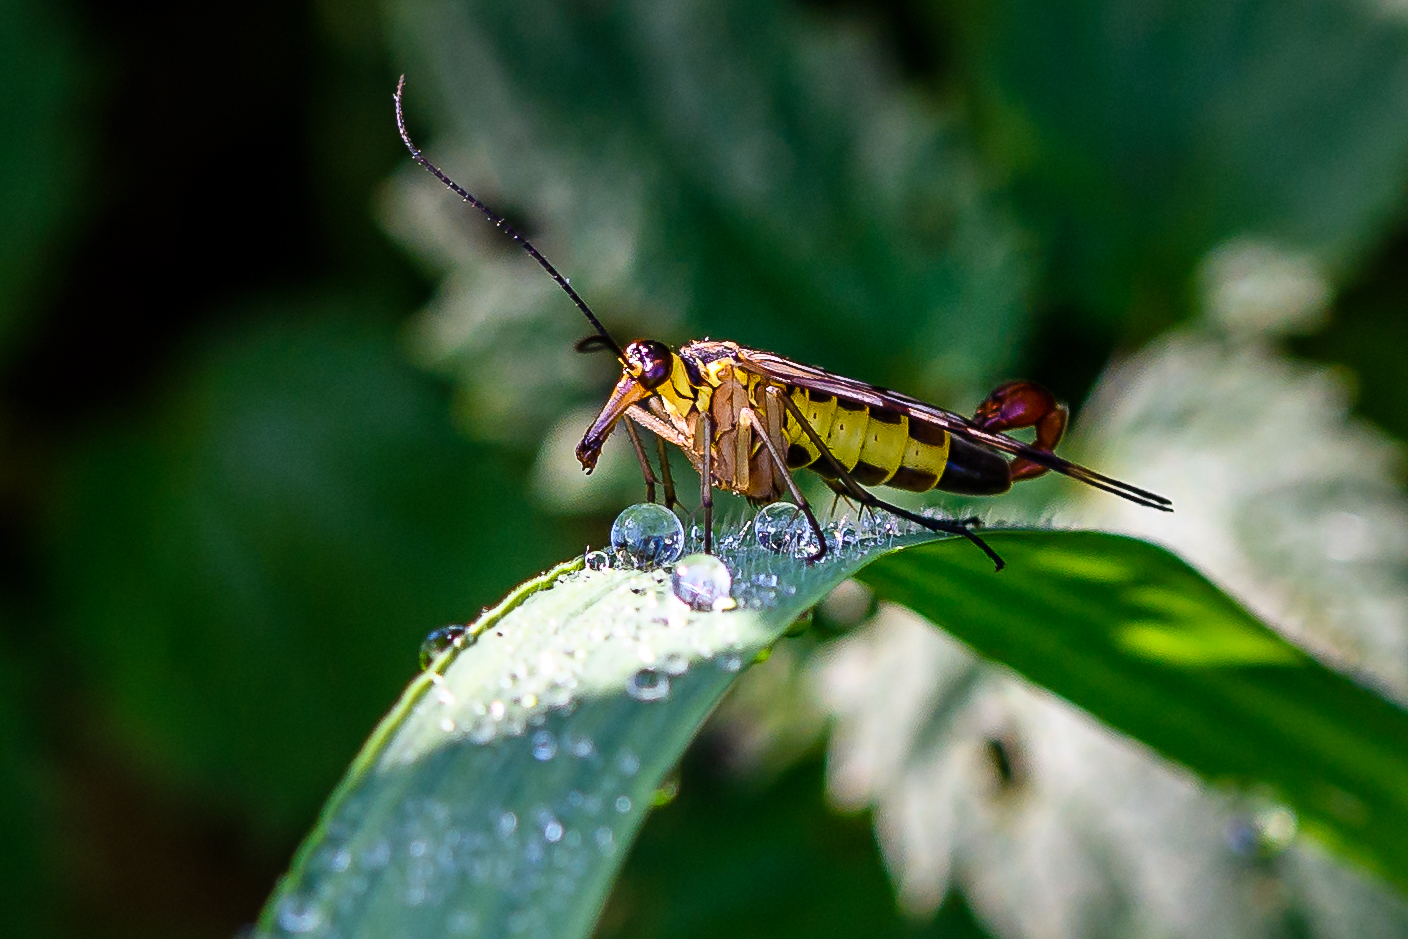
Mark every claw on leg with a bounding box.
[973,380,1068,482]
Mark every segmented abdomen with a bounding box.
[780,387,952,492]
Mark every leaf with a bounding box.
[857,530,1408,891]
[947,0,1408,325]
[253,522,939,939]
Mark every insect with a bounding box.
[394,78,1171,571]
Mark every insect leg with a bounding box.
[772,389,1003,571]
[738,406,828,562]
[700,411,714,555]
[655,436,678,510]
[622,421,659,504]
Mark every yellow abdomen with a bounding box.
[780,387,951,492]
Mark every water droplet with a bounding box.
[753,502,821,556]
[594,826,616,855]
[584,550,612,571]
[615,795,633,813]
[448,910,480,936]
[617,750,641,775]
[565,733,595,759]
[419,624,469,669]
[543,818,564,843]
[662,652,689,676]
[531,730,558,761]
[670,553,733,611]
[409,839,427,857]
[626,668,670,702]
[718,652,743,673]
[498,811,518,837]
[610,503,685,567]
[277,897,324,934]
[329,847,351,872]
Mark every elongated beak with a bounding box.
[576,375,649,472]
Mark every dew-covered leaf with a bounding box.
[253,519,940,939]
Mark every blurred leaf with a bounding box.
[0,0,86,355]
[252,522,946,939]
[0,640,53,939]
[386,0,1033,449]
[858,530,1408,890]
[46,304,569,832]
[947,0,1408,327]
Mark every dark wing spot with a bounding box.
[807,391,834,404]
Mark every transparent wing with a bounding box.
[734,347,1172,511]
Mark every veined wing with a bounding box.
[734,347,1172,511]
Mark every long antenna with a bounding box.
[394,76,624,359]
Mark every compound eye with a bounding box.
[625,339,673,390]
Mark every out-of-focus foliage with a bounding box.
[948,0,1408,333]
[386,0,1033,450]
[47,307,564,831]
[0,0,86,356]
[4,0,1408,936]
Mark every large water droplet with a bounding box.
[610,503,685,567]
[625,668,670,702]
[670,553,733,611]
[753,502,821,556]
[419,624,469,669]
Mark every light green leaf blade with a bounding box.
[858,530,1408,890]
[254,522,935,939]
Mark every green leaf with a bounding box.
[253,524,939,938]
[947,0,1408,325]
[857,530,1408,891]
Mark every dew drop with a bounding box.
[543,818,564,843]
[498,811,518,837]
[277,897,324,934]
[615,795,633,813]
[618,750,641,776]
[531,730,558,761]
[419,624,469,669]
[610,503,685,567]
[625,669,670,702]
[584,549,612,571]
[753,502,821,556]
[670,553,733,611]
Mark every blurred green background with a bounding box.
[3,0,1408,936]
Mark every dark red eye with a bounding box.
[625,339,672,390]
